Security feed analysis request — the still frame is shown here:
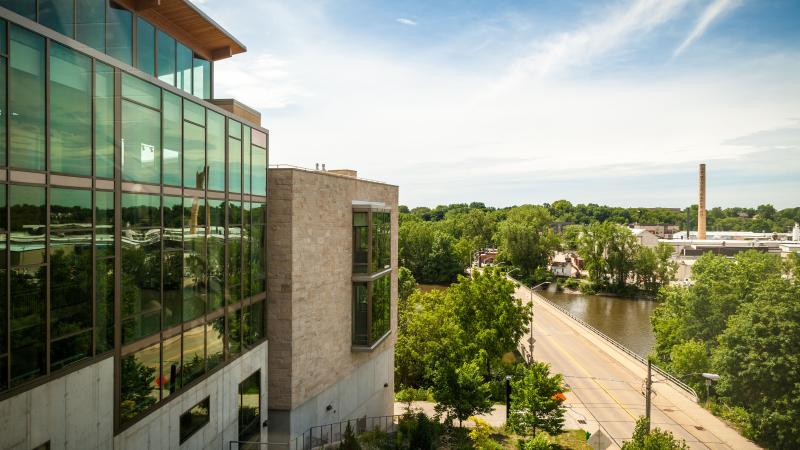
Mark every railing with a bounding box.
[511,278,699,402]
[268,164,395,186]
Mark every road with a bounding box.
[515,284,759,450]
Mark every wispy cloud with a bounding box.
[396,18,417,26]
[674,0,742,57]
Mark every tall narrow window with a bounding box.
[157,31,176,86]
[162,92,181,186]
[353,212,368,273]
[192,57,210,99]
[119,342,161,425]
[107,2,132,65]
[9,26,46,171]
[0,185,7,390]
[95,190,115,354]
[207,111,225,191]
[50,43,92,176]
[180,397,210,444]
[76,0,105,52]
[136,18,155,76]
[95,62,115,178]
[39,0,74,38]
[1,56,6,167]
[176,42,192,94]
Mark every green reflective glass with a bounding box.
[11,265,47,385]
[184,195,205,228]
[228,308,242,357]
[121,228,161,344]
[39,0,74,37]
[183,121,205,189]
[163,194,182,231]
[183,101,204,125]
[1,58,6,167]
[121,193,160,228]
[241,203,251,297]
[227,226,241,304]
[371,275,391,341]
[228,120,241,139]
[206,318,224,370]
[9,26,46,170]
[243,127,251,194]
[136,17,155,76]
[192,57,210,99]
[107,2,132,65]
[163,250,181,327]
[0,184,5,267]
[244,300,264,347]
[162,333,181,396]
[0,20,5,55]
[76,0,105,52]
[228,137,242,193]
[50,43,92,175]
[228,200,242,225]
[120,342,160,424]
[352,282,368,345]
[207,111,225,191]
[157,31,176,86]
[182,324,205,385]
[51,187,91,226]
[122,100,161,184]
[176,42,192,94]
[372,212,391,272]
[96,190,114,257]
[183,229,206,322]
[4,0,36,20]
[252,147,267,196]
[95,62,115,178]
[95,257,114,353]
[10,185,45,266]
[162,91,181,186]
[122,73,160,109]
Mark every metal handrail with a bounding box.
[510,277,699,402]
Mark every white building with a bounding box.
[631,228,660,248]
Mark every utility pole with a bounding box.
[645,360,652,432]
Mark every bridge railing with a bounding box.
[510,278,698,402]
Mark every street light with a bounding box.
[678,372,720,402]
[505,375,512,420]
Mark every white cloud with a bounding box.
[396,18,417,26]
[674,0,742,57]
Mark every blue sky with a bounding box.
[194,0,800,209]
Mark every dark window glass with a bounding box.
[192,57,210,99]
[50,43,92,175]
[95,61,115,178]
[242,127,251,195]
[122,100,161,184]
[0,19,5,54]
[96,191,114,256]
[245,300,264,347]
[162,332,181,397]
[39,0,74,37]
[208,200,224,311]
[95,257,114,353]
[207,111,225,191]
[49,188,92,366]
[250,204,265,295]
[181,324,205,386]
[10,265,47,385]
[136,17,155,76]
[121,193,159,228]
[183,229,206,322]
[120,342,160,425]
[157,31,176,86]
[228,307,241,357]
[0,186,5,378]
[176,42,192,94]
[184,195,205,228]
[371,274,391,342]
[227,227,241,304]
[183,121,206,189]
[4,1,36,20]
[372,212,391,272]
[163,194,182,231]
[162,91,181,186]
[121,228,161,344]
[163,250,182,327]
[9,26,46,170]
[76,0,105,52]
[352,283,368,346]
[180,397,210,444]
[206,317,224,370]
[252,147,267,196]
[227,200,242,225]
[106,2,132,65]
[1,58,6,166]
[238,370,261,443]
[122,73,160,109]
[227,137,242,194]
[241,204,251,298]
[353,212,368,273]
[10,185,46,266]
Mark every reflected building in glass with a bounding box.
[0,1,268,448]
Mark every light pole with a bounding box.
[505,375,512,420]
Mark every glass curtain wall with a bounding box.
[351,208,392,347]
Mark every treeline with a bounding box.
[650,251,800,449]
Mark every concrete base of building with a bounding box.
[268,346,394,447]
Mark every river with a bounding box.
[537,285,658,357]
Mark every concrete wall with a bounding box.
[0,341,268,450]
[266,168,398,439]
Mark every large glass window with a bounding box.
[353,212,368,273]
[243,127,251,195]
[192,57,210,99]
[4,0,36,20]
[176,42,192,94]
[1,57,7,167]
[157,31,176,86]
[0,185,6,390]
[95,61,115,178]
[76,0,105,52]
[136,17,155,76]
[352,283,368,346]
[106,2,132,65]
[183,120,206,189]
[39,0,74,37]
[182,324,205,386]
[228,128,242,194]
[49,188,92,371]
[252,147,267,196]
[371,274,391,342]
[238,370,261,444]
[162,332,181,397]
[250,204,266,295]
[208,200,225,311]
[207,111,225,192]
[163,195,182,328]
[206,316,224,370]
[183,197,206,321]
[95,255,114,354]
[122,100,161,184]
[372,212,391,272]
[9,26,46,171]
[351,275,391,347]
[120,342,160,424]
[50,43,92,176]
[162,91,181,186]
[180,397,210,444]
[10,185,46,266]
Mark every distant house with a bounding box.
[630,228,659,248]
[477,249,498,266]
[630,223,679,238]
[550,253,582,278]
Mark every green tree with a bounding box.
[495,205,559,279]
[578,222,638,291]
[339,422,362,450]
[668,340,709,396]
[432,360,493,426]
[507,362,567,436]
[621,417,689,450]
[398,266,417,302]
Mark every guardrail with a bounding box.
[511,278,699,402]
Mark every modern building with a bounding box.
[0,1,269,449]
[266,167,397,448]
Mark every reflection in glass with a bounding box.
[177,42,192,94]
[252,147,268,196]
[184,229,207,322]
[241,204,251,297]
[163,250,182,328]
[372,212,391,272]
[245,300,264,347]
[243,127,251,194]
[9,26,46,170]
[122,74,160,110]
[95,62,115,178]
[352,283,368,346]
[192,58,211,99]
[162,333,181,397]
[96,191,114,257]
[180,397,210,444]
[163,91,181,186]
[183,121,206,189]
[120,342,160,425]
[1,58,5,166]
[51,331,91,371]
[206,317,224,370]
[10,265,47,385]
[184,100,205,126]
[39,0,75,38]
[238,370,261,444]
[121,228,161,344]
[228,137,242,193]
[122,100,161,184]
[353,212,368,273]
[227,227,242,304]
[207,111,225,191]
[4,0,36,20]
[208,201,225,311]
[107,1,133,65]
[228,308,242,357]
[10,185,46,266]
[136,17,155,76]
[182,324,205,386]
[95,258,115,354]
[157,31,176,86]
[122,193,160,228]
[372,274,391,342]
[76,0,105,52]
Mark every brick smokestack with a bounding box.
[698,163,707,240]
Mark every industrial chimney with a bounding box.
[698,164,707,240]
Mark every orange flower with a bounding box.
[552,392,566,402]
